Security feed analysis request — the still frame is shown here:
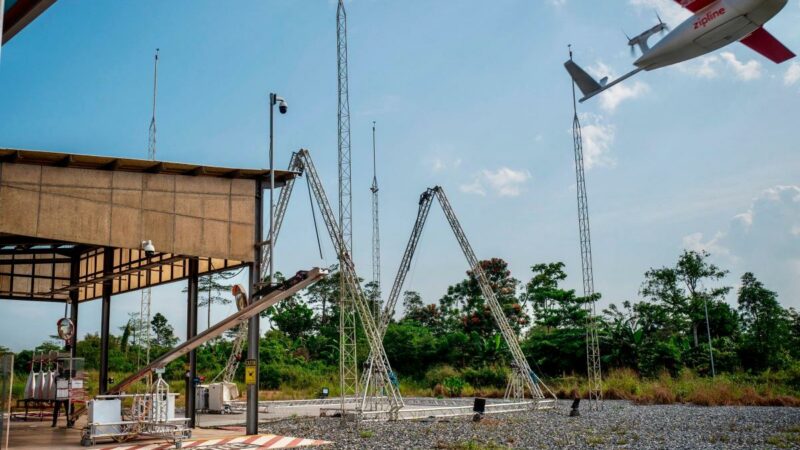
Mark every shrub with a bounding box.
[425,365,459,388]
[462,366,508,388]
[443,376,465,397]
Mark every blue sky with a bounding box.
[1,0,799,351]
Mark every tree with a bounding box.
[266,295,315,342]
[789,308,800,360]
[522,262,593,375]
[438,258,526,337]
[150,313,178,348]
[640,250,732,374]
[737,272,790,370]
[402,291,443,332]
[183,272,234,330]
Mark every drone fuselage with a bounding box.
[634,0,787,70]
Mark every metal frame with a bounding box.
[363,186,557,408]
[569,50,603,409]
[336,0,359,416]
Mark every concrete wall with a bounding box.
[0,163,256,262]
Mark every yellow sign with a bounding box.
[244,359,257,385]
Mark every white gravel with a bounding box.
[259,400,800,449]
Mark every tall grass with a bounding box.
[9,366,800,407]
[550,368,800,406]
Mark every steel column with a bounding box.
[69,255,79,359]
[246,179,264,435]
[186,258,199,427]
[99,247,113,394]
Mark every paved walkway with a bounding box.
[6,418,328,450]
[101,434,329,449]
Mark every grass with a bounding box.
[766,424,800,449]
[443,439,509,450]
[549,368,800,407]
[9,366,800,409]
[358,430,374,439]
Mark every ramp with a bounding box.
[71,268,327,420]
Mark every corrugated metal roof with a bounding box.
[0,148,297,185]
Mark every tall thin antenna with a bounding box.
[139,48,159,375]
[370,121,381,320]
[569,45,603,410]
[337,0,358,413]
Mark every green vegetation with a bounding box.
[5,251,800,406]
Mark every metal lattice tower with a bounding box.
[138,48,159,372]
[337,0,359,413]
[362,187,558,408]
[569,47,603,409]
[293,150,402,417]
[370,122,381,318]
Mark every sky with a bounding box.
[1,0,799,351]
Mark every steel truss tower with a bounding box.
[569,47,603,409]
[363,187,558,408]
[336,0,359,414]
[370,122,381,316]
[262,150,403,418]
[138,48,159,374]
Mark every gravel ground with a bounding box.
[259,400,800,449]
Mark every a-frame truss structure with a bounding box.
[262,149,403,419]
[362,186,557,408]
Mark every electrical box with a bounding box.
[208,382,238,412]
[88,398,122,435]
[195,385,209,411]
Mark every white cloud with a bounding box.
[629,0,691,27]
[588,61,650,112]
[428,155,462,173]
[459,178,486,197]
[719,52,762,81]
[460,167,531,197]
[579,113,617,170]
[675,55,720,79]
[682,231,732,258]
[673,52,763,82]
[784,62,800,86]
[548,0,567,6]
[683,185,800,307]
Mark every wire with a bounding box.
[306,177,325,261]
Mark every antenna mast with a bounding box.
[370,121,381,319]
[139,48,159,374]
[569,45,603,410]
[337,0,359,413]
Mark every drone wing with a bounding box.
[740,27,795,64]
[673,0,717,13]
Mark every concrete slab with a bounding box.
[6,417,327,450]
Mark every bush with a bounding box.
[424,365,459,388]
[462,366,508,388]
[443,376,465,397]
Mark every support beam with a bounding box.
[99,247,113,394]
[69,256,79,359]
[246,179,264,435]
[185,258,199,428]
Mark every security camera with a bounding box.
[141,240,156,257]
[278,98,288,114]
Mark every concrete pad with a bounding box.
[6,417,328,450]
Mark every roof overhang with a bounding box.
[0,148,297,186]
[2,0,57,45]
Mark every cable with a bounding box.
[306,177,325,261]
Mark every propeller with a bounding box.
[656,12,670,34]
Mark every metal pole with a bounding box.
[269,94,275,287]
[99,247,114,394]
[69,255,80,359]
[186,258,199,427]
[703,297,716,377]
[246,179,264,435]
